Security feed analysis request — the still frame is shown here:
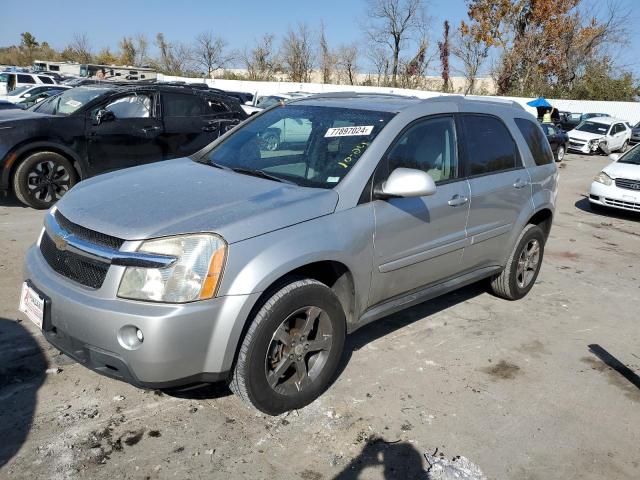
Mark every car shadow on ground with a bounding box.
[574,197,640,222]
[332,436,425,479]
[0,193,28,209]
[167,284,487,403]
[0,318,48,468]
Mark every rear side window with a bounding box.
[38,76,54,84]
[163,93,205,117]
[461,115,517,175]
[18,74,36,84]
[514,118,553,166]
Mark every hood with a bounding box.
[55,158,339,243]
[0,109,50,123]
[567,129,605,142]
[603,160,640,181]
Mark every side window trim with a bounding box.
[457,113,524,179]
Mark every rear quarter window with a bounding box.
[38,76,54,84]
[514,118,554,166]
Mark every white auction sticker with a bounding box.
[325,126,374,138]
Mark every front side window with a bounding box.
[104,94,152,118]
[387,116,458,183]
[163,93,205,117]
[201,104,394,188]
[461,115,517,175]
[514,118,553,166]
[618,144,640,165]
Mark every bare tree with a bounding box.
[69,33,92,63]
[364,0,427,87]
[368,46,391,86]
[192,31,233,77]
[451,27,488,95]
[154,33,190,75]
[119,37,136,65]
[243,34,281,81]
[399,39,432,89]
[281,23,314,82]
[336,44,359,85]
[318,21,335,84]
[134,34,149,66]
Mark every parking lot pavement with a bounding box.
[1,153,639,480]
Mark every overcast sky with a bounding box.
[1,0,638,77]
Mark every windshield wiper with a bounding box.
[230,167,295,185]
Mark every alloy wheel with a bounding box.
[26,160,71,203]
[265,306,333,395]
[516,239,541,289]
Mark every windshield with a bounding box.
[201,104,394,188]
[575,121,609,135]
[618,144,640,165]
[48,86,112,115]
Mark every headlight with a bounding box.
[593,171,612,186]
[118,234,227,303]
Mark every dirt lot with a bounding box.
[1,153,639,480]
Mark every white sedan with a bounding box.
[0,84,70,103]
[590,146,640,213]
[568,117,631,155]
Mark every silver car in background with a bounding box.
[20,93,558,414]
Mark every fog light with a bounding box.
[118,325,144,350]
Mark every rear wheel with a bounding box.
[489,224,545,300]
[619,140,629,153]
[555,145,566,162]
[229,278,346,415]
[13,151,77,209]
[260,132,280,151]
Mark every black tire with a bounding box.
[488,224,545,301]
[555,144,566,162]
[13,151,77,209]
[229,278,346,415]
[260,132,280,151]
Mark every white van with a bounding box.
[0,72,57,95]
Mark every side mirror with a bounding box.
[24,93,31,98]
[378,168,437,198]
[95,109,115,125]
[609,153,620,162]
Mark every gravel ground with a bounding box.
[1,153,639,480]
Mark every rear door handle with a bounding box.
[513,179,529,189]
[448,194,469,207]
[141,126,161,133]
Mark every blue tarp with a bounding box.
[527,97,552,108]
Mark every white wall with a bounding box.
[157,74,640,124]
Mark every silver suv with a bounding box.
[21,93,558,414]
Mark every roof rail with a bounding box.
[424,95,525,110]
[304,91,418,100]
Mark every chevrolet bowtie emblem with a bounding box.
[52,232,70,251]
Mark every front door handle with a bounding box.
[513,179,529,189]
[141,126,161,133]
[448,194,469,207]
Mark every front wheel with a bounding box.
[229,278,346,415]
[555,145,566,162]
[260,132,280,151]
[488,224,545,300]
[13,151,77,209]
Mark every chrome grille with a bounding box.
[54,210,124,250]
[603,197,640,211]
[614,178,640,191]
[40,231,109,289]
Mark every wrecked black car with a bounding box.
[0,84,247,208]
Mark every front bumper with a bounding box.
[568,140,600,154]
[23,244,261,388]
[589,181,640,213]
